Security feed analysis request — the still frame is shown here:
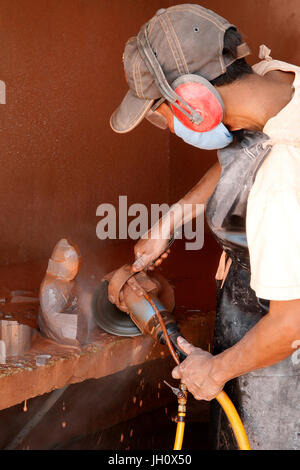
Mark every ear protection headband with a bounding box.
[137,23,249,133]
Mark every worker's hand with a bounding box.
[132,233,171,272]
[172,337,225,401]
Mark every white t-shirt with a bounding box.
[247,49,300,300]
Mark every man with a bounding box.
[110,4,300,449]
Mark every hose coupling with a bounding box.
[177,382,187,412]
[164,380,185,398]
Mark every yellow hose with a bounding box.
[173,413,186,450]
[216,391,251,450]
[173,391,251,451]
[143,295,250,450]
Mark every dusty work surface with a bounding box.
[0,355,211,450]
[0,310,214,411]
[0,239,217,411]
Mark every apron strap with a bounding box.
[258,44,272,61]
[216,251,232,289]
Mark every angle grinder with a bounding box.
[92,256,187,361]
[92,247,251,451]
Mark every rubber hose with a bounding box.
[173,415,186,451]
[143,294,251,450]
[216,391,251,450]
[173,390,250,451]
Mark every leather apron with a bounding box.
[206,131,300,450]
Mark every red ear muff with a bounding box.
[171,75,224,132]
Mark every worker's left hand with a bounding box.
[172,337,225,401]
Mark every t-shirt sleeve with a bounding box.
[246,146,300,301]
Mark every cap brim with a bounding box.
[110,89,154,134]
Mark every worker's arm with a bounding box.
[172,299,300,400]
[132,160,221,271]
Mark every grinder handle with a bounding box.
[169,330,187,362]
[158,325,187,362]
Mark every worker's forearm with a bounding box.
[159,161,221,237]
[211,300,300,384]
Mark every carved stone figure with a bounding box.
[39,239,87,346]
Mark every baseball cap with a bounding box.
[110,4,250,134]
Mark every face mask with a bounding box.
[173,116,233,150]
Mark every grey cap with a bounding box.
[111,4,250,134]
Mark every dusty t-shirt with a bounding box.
[247,46,300,300]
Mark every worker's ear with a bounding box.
[156,102,175,133]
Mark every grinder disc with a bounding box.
[92,280,141,337]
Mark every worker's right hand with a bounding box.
[172,337,225,401]
[132,235,171,273]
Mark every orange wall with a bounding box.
[0,0,299,266]
[0,0,169,265]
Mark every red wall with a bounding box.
[0,0,169,265]
[0,0,299,267]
